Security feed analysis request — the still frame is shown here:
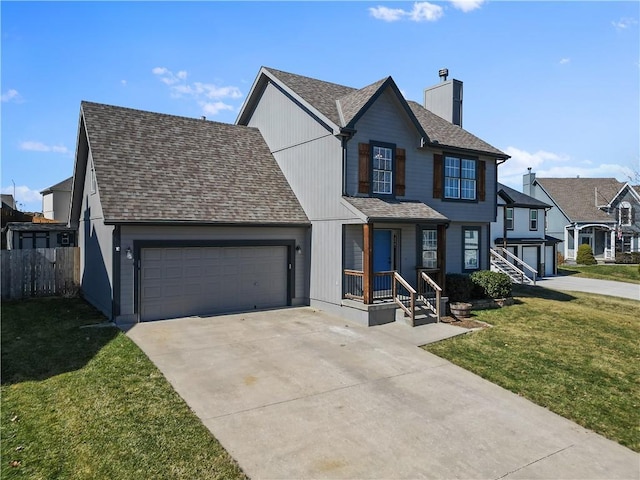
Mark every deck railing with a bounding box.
[417,270,442,321]
[343,269,364,301]
[392,272,416,325]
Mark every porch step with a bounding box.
[490,256,534,285]
[395,304,438,326]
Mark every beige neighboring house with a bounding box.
[523,172,640,261]
[41,176,72,223]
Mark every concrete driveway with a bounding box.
[126,307,638,479]
[536,275,640,301]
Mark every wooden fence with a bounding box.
[1,247,80,300]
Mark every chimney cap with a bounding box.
[438,68,449,81]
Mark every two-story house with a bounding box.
[524,171,640,261]
[69,67,508,325]
[490,183,558,280]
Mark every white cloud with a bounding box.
[559,58,570,65]
[1,185,43,209]
[410,2,444,21]
[1,89,21,102]
[448,0,484,13]
[201,101,234,116]
[153,67,242,116]
[19,141,70,154]
[498,146,637,190]
[369,2,443,22]
[611,17,637,30]
[121,79,127,86]
[369,5,406,22]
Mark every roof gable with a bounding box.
[535,177,622,223]
[41,176,72,195]
[497,183,550,208]
[73,101,308,225]
[238,67,508,159]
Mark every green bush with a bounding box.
[446,271,512,301]
[445,274,475,302]
[470,270,513,299]
[615,252,640,264]
[576,244,597,265]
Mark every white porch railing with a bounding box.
[490,248,537,285]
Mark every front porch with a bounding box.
[341,222,448,326]
[564,223,617,261]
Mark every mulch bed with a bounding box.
[440,315,490,330]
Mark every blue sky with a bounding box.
[2,1,638,213]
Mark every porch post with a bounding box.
[564,225,569,260]
[437,224,447,288]
[363,223,374,304]
[573,225,580,260]
[610,229,616,259]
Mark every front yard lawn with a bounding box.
[425,286,640,452]
[558,264,640,284]
[1,297,247,480]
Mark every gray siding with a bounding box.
[343,224,363,271]
[446,222,490,273]
[248,82,358,221]
[345,89,499,223]
[118,225,309,321]
[531,183,570,243]
[310,221,344,305]
[78,151,114,317]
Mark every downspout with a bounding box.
[338,128,356,196]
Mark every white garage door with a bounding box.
[140,246,288,321]
[522,246,538,279]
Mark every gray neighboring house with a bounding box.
[69,102,310,322]
[491,183,558,278]
[523,172,640,261]
[41,176,72,222]
[71,67,510,325]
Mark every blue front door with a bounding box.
[373,230,392,291]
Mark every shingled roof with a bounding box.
[78,101,308,225]
[261,67,507,158]
[497,183,550,208]
[536,177,622,223]
[343,197,448,223]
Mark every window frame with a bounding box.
[370,141,396,196]
[443,154,478,202]
[529,209,538,231]
[420,228,438,269]
[505,207,514,231]
[462,226,481,272]
[619,202,632,226]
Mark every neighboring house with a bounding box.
[70,67,509,325]
[41,176,72,222]
[523,171,640,261]
[491,183,558,279]
[4,222,76,250]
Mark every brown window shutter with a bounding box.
[358,143,370,194]
[478,160,486,201]
[433,154,443,198]
[395,148,406,196]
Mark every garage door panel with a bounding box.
[141,245,288,321]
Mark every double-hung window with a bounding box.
[463,227,480,270]
[529,209,538,231]
[506,207,514,230]
[444,156,476,200]
[421,229,438,269]
[620,202,632,226]
[372,145,393,195]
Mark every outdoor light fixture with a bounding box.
[295,245,302,254]
[126,247,133,260]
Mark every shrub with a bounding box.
[576,244,597,265]
[470,270,512,299]
[445,274,475,302]
[557,252,565,266]
[615,252,640,264]
[446,271,512,301]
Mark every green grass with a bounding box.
[1,297,247,480]
[426,286,640,452]
[558,264,640,284]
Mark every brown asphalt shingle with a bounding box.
[81,101,309,225]
[344,197,448,222]
[536,177,622,223]
[264,67,507,158]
